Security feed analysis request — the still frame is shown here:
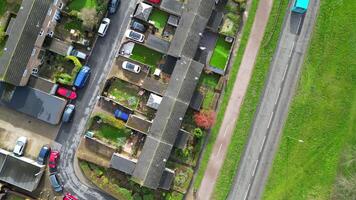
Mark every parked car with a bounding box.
[57,87,77,100]
[63,193,78,200]
[13,136,27,156]
[49,174,63,192]
[147,0,161,4]
[98,18,110,37]
[108,0,120,14]
[125,30,145,43]
[114,109,129,121]
[130,20,147,33]
[62,104,75,123]
[70,49,87,60]
[37,145,51,165]
[74,65,91,88]
[49,150,60,173]
[122,61,141,73]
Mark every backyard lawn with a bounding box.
[263,0,356,199]
[68,0,98,11]
[209,35,232,70]
[108,79,140,110]
[149,8,169,32]
[130,44,163,69]
[95,123,131,145]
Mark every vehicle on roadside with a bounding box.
[37,145,51,165]
[57,87,77,100]
[49,174,63,192]
[49,150,60,173]
[125,30,145,43]
[122,61,141,73]
[291,0,309,14]
[63,193,78,200]
[62,104,75,123]
[108,0,121,14]
[130,20,147,33]
[98,18,110,37]
[13,136,27,156]
[74,66,91,88]
[147,0,161,4]
[70,49,87,60]
[114,109,129,121]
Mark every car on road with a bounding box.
[62,104,75,123]
[49,174,63,192]
[49,150,60,173]
[63,193,78,200]
[57,87,77,100]
[37,145,51,165]
[98,18,110,37]
[114,109,129,121]
[74,65,91,88]
[122,61,141,73]
[108,0,120,14]
[130,20,147,33]
[147,0,161,4]
[13,136,27,156]
[125,30,145,43]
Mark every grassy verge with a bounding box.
[212,0,289,198]
[263,0,356,199]
[193,0,260,189]
[209,35,232,70]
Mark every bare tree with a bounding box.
[79,8,98,30]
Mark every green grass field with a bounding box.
[130,44,163,68]
[209,35,232,70]
[68,0,98,11]
[95,123,131,144]
[263,0,356,199]
[149,8,168,32]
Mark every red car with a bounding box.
[147,0,160,4]
[49,150,60,173]
[63,193,78,200]
[57,87,77,100]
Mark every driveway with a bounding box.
[55,0,139,199]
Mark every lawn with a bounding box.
[64,19,84,32]
[68,0,98,11]
[95,123,131,145]
[149,8,169,32]
[198,72,220,89]
[263,0,356,199]
[108,79,140,110]
[209,35,232,70]
[130,44,163,69]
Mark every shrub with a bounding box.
[194,110,216,129]
[193,128,204,139]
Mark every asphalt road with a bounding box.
[55,0,138,199]
[227,0,319,199]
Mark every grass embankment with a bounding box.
[263,0,356,199]
[193,0,260,190]
[212,0,289,198]
[210,35,232,70]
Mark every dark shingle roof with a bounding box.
[159,0,184,16]
[0,0,52,86]
[110,153,136,175]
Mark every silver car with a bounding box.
[13,136,27,156]
[49,174,63,192]
[62,104,75,122]
[122,61,141,73]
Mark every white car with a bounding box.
[98,18,111,37]
[13,136,27,156]
[122,61,141,73]
[125,30,145,43]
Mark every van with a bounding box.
[98,18,110,37]
[74,65,91,88]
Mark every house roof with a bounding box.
[146,93,163,110]
[158,168,175,190]
[141,77,168,96]
[145,34,170,54]
[168,0,215,58]
[174,129,190,149]
[48,38,72,56]
[134,2,153,21]
[0,149,45,192]
[110,153,136,175]
[132,56,204,189]
[190,90,204,111]
[159,0,184,16]
[0,83,67,125]
[0,0,52,86]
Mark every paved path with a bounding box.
[227,0,320,199]
[196,0,273,199]
[54,0,138,199]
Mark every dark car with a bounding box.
[114,109,129,121]
[49,150,60,173]
[37,145,51,165]
[49,174,63,192]
[108,0,120,14]
[130,20,147,33]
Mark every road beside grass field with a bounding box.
[263,0,356,199]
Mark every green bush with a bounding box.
[193,128,204,138]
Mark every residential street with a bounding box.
[227,0,319,199]
[196,0,273,199]
[55,0,138,199]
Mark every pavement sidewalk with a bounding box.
[196,0,274,199]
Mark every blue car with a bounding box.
[74,66,91,88]
[114,109,129,121]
